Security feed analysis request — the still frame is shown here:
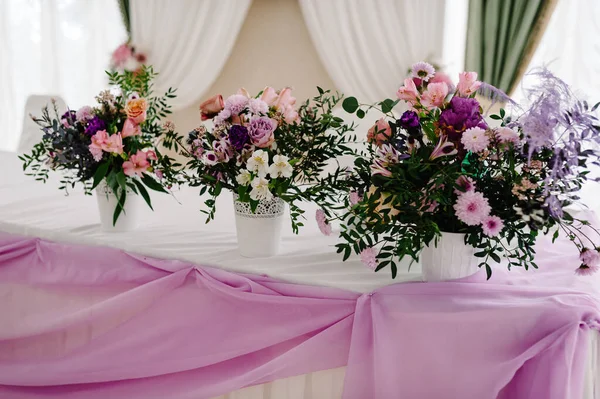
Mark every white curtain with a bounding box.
[0,0,127,152]
[298,0,450,103]
[130,0,251,111]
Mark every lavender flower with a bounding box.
[60,110,77,126]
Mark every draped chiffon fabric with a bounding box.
[1,231,599,399]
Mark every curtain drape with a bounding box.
[465,0,558,94]
[0,0,127,152]
[298,0,447,104]
[130,0,251,111]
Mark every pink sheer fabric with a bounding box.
[0,230,599,399]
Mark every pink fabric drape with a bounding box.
[0,230,598,399]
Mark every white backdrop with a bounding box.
[0,0,126,152]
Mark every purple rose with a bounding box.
[84,116,107,136]
[248,117,276,148]
[229,125,249,151]
[439,96,487,143]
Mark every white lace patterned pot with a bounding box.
[233,196,285,258]
[420,232,480,282]
[95,179,142,232]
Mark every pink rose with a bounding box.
[248,117,277,148]
[457,72,482,97]
[396,78,420,104]
[121,118,141,138]
[199,94,225,120]
[367,118,392,146]
[111,43,132,67]
[260,87,278,106]
[125,98,148,124]
[122,150,150,177]
[420,82,449,109]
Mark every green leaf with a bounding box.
[485,264,492,280]
[112,190,126,226]
[141,173,168,193]
[132,179,153,210]
[356,109,365,119]
[342,97,359,113]
[490,252,501,263]
[91,162,110,190]
[116,171,127,191]
[380,98,396,114]
[489,114,502,120]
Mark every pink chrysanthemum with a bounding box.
[453,191,491,226]
[248,98,269,115]
[315,209,332,236]
[454,176,476,195]
[495,127,520,144]
[461,127,490,153]
[360,247,378,270]
[580,248,600,267]
[481,215,504,237]
[575,264,600,276]
[411,61,435,82]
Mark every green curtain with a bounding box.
[465,0,557,95]
[117,0,131,37]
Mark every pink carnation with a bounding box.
[461,127,490,153]
[481,215,504,237]
[224,94,249,116]
[453,191,491,226]
[315,209,332,236]
[360,247,378,270]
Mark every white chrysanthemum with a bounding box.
[236,170,252,186]
[250,177,273,201]
[269,154,293,178]
[246,149,269,177]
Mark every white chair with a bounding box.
[18,95,67,154]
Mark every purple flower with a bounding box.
[60,110,77,127]
[315,209,332,236]
[84,116,107,136]
[248,117,276,148]
[229,125,249,151]
[399,110,420,130]
[439,96,487,143]
[429,136,457,160]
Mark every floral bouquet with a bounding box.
[20,66,181,227]
[110,42,147,73]
[330,61,600,279]
[162,86,356,255]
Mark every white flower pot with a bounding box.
[95,180,142,232]
[420,232,480,282]
[233,196,285,258]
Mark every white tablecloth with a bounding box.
[1,150,598,398]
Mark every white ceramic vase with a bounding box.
[233,196,285,258]
[95,180,142,232]
[420,232,480,282]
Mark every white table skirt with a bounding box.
[1,150,598,398]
